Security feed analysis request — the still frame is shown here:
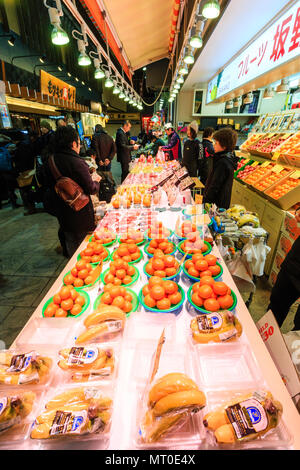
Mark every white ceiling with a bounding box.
[182,0,296,91]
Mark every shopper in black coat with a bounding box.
[199,127,215,185]
[43,126,100,257]
[115,120,139,182]
[91,124,116,171]
[203,128,239,209]
[182,121,200,177]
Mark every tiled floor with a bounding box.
[0,158,297,348]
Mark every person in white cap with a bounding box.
[160,123,182,160]
[182,121,200,177]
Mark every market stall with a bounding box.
[1,156,300,451]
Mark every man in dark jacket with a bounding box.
[182,121,200,177]
[203,128,239,209]
[151,134,165,156]
[160,123,182,161]
[268,210,300,331]
[91,124,116,172]
[43,126,100,257]
[115,120,139,182]
[199,127,215,184]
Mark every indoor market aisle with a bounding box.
[0,192,295,350]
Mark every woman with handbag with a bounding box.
[42,126,100,258]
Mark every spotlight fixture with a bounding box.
[44,0,70,45]
[276,78,289,94]
[72,25,91,66]
[113,81,120,94]
[104,75,114,88]
[184,47,194,65]
[143,67,146,71]
[119,87,126,99]
[189,20,205,49]
[176,76,184,84]
[174,83,180,89]
[0,34,16,46]
[179,63,189,75]
[67,72,72,77]
[90,48,105,79]
[244,91,254,104]
[263,87,274,99]
[39,55,47,63]
[75,77,79,82]
[58,66,63,71]
[202,0,220,19]
[124,93,130,102]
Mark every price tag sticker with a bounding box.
[252,161,259,167]
[272,164,284,174]
[272,151,281,161]
[261,161,271,168]
[290,170,300,179]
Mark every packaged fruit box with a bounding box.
[242,163,275,186]
[275,131,300,157]
[240,134,263,151]
[246,134,279,156]
[236,162,261,181]
[264,171,300,210]
[251,165,292,193]
[251,134,291,159]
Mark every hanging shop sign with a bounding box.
[0,81,12,129]
[108,113,140,121]
[207,2,300,104]
[81,112,107,135]
[40,70,76,104]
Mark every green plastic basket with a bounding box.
[63,270,102,290]
[77,248,110,265]
[182,260,223,282]
[89,235,117,247]
[110,247,143,265]
[145,228,173,241]
[117,235,146,246]
[187,284,237,314]
[143,241,177,258]
[42,290,90,318]
[143,261,181,281]
[93,288,139,318]
[177,240,212,258]
[138,284,185,314]
[100,266,139,287]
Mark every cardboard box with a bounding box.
[273,249,285,271]
[256,310,300,410]
[279,233,294,256]
[269,266,279,287]
[264,171,300,210]
[281,211,300,241]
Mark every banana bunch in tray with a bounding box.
[0,391,36,434]
[75,306,126,345]
[140,373,206,443]
[31,387,112,439]
[0,351,52,386]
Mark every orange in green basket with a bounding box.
[44,287,86,318]
[142,277,182,310]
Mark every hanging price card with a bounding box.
[261,161,271,167]
[272,165,284,174]
[290,170,300,179]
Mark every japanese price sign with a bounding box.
[207,1,300,104]
[40,70,76,103]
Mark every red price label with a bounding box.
[261,326,274,342]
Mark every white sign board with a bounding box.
[207,2,300,104]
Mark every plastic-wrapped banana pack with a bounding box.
[0,391,36,435]
[0,350,52,386]
[203,390,283,445]
[140,373,206,443]
[31,387,112,440]
[57,346,115,382]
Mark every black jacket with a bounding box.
[151,138,165,156]
[199,138,215,185]
[91,130,116,165]
[43,149,99,233]
[203,150,239,209]
[115,128,134,164]
[280,235,300,291]
[182,138,200,177]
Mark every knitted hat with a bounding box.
[189,120,198,135]
[40,120,51,131]
[165,122,173,130]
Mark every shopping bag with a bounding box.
[226,252,255,293]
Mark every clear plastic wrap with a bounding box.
[0,387,44,447]
[30,384,113,449]
[202,389,293,449]
[0,349,54,388]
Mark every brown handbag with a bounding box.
[48,155,90,211]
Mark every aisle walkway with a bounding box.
[0,158,295,348]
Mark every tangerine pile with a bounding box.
[184,253,221,278]
[112,243,141,263]
[147,238,174,255]
[191,279,234,312]
[119,229,144,244]
[99,285,134,313]
[148,221,171,239]
[79,241,108,264]
[142,276,182,310]
[175,220,198,238]
[64,260,97,287]
[91,228,116,244]
[44,286,86,317]
[145,253,180,278]
[104,259,136,285]
[181,234,208,254]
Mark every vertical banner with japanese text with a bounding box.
[40,70,76,103]
[207,1,300,103]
